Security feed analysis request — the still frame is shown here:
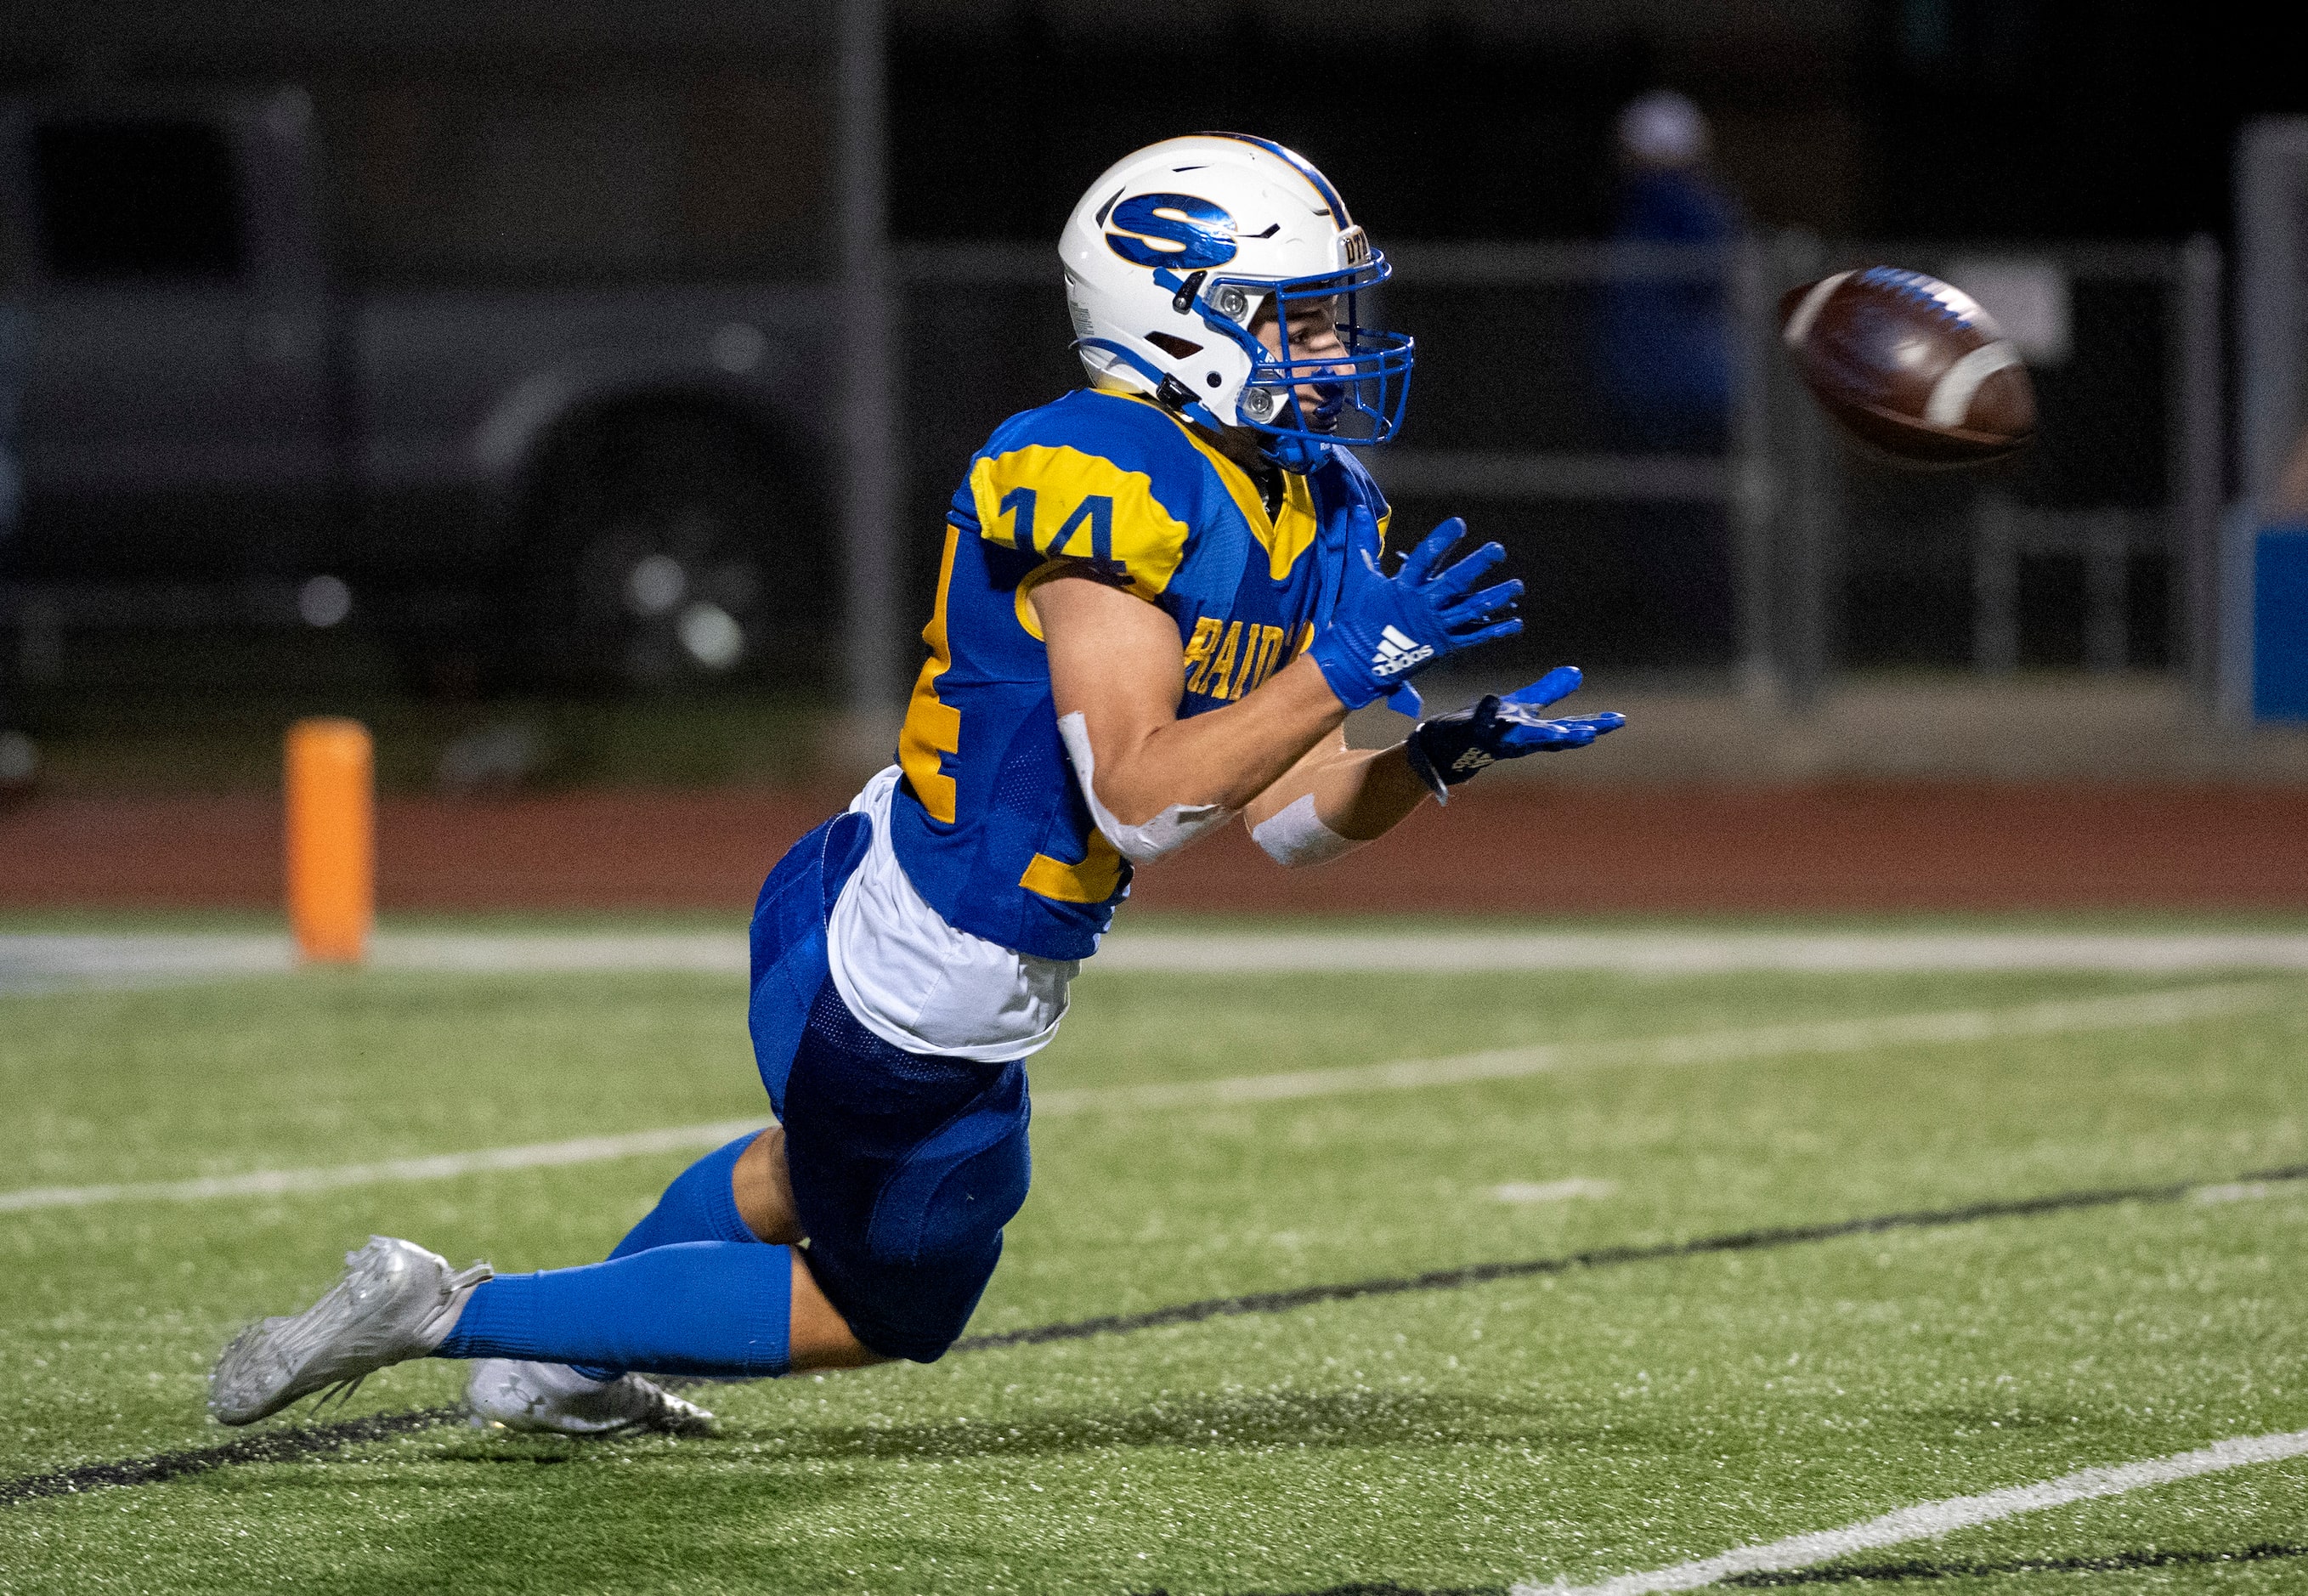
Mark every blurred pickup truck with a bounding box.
[0,88,836,690]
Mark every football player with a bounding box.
[208,134,1623,1435]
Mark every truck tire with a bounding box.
[518,405,823,693]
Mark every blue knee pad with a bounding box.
[744,808,1032,1364]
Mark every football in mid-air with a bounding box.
[1778,266,2036,467]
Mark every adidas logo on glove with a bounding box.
[1370,625,1433,677]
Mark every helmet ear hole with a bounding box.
[1146,332,1203,359]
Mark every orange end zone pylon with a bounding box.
[285,718,374,964]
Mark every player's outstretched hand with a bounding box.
[1308,508,1522,715]
[1403,665,1626,798]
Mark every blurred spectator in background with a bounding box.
[1597,90,1741,452]
[2278,424,2308,524]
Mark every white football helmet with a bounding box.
[1060,133,1413,467]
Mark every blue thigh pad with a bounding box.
[782,983,1031,1362]
[748,811,870,1118]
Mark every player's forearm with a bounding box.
[1086,654,1348,823]
[1243,739,1429,845]
[1312,744,1433,840]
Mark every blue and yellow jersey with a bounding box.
[888,388,1389,961]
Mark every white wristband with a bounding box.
[1250,793,1359,868]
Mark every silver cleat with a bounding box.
[209,1236,491,1426]
[466,1359,716,1437]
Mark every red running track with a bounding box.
[4,784,2305,914]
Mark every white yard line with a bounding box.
[1028,982,2285,1116]
[14,930,2308,995]
[2194,1180,2284,1203]
[1522,1427,2308,1595]
[0,1121,767,1214]
[1093,931,2308,977]
[1493,1179,1617,1204]
[1,982,2286,1216]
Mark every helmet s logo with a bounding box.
[1105,193,1239,270]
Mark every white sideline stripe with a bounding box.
[1027,982,2285,1116]
[17,931,2308,994]
[0,935,295,996]
[1,982,2283,1217]
[369,933,750,975]
[1521,1427,2308,1595]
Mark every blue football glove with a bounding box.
[1307,509,1524,715]
[1402,665,1626,799]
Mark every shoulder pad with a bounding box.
[965,393,1208,597]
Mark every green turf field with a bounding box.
[3,930,2305,1593]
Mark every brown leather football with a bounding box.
[1778,266,2036,467]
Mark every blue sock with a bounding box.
[436,1241,792,1378]
[496,1131,762,1382]
[605,1132,762,1259]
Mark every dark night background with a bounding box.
[3,2,2302,262]
[889,3,2308,247]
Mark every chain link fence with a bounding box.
[1784,238,2220,700]
[897,232,2222,703]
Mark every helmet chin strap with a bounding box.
[1072,337,1229,433]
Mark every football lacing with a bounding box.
[1855,265,1975,331]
